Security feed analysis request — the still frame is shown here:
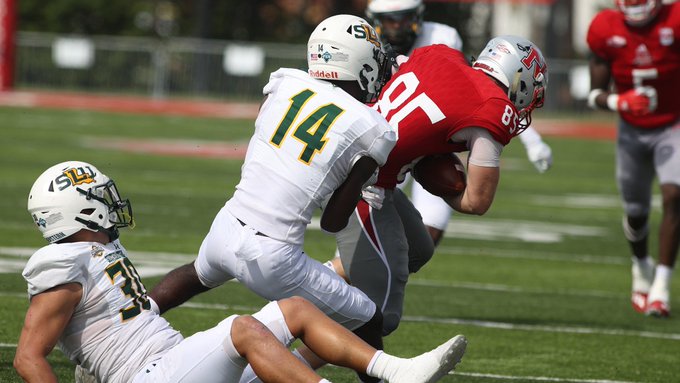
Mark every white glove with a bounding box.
[526,141,553,173]
[361,185,385,210]
[518,126,552,173]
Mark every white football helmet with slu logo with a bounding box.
[472,35,548,132]
[307,14,391,103]
[616,0,662,26]
[28,161,134,243]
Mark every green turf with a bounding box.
[0,106,677,382]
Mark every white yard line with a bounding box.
[435,246,627,265]
[309,217,610,244]
[403,315,680,341]
[2,298,677,342]
[455,372,641,383]
[408,279,623,299]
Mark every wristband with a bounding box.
[587,89,604,109]
[606,93,619,111]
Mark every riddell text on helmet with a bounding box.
[309,69,339,79]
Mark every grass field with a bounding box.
[0,105,677,383]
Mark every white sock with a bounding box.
[649,264,673,302]
[632,256,654,268]
[631,256,655,292]
[319,380,332,383]
[655,264,674,282]
[366,350,403,381]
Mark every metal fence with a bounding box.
[15,31,590,111]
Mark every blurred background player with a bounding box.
[15,160,467,383]
[330,35,548,336]
[365,0,553,245]
[586,0,680,318]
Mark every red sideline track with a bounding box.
[0,90,616,141]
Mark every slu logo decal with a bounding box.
[55,166,97,191]
[322,51,332,62]
[348,24,381,48]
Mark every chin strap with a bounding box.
[74,217,120,241]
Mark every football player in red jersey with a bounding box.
[365,0,553,247]
[331,35,548,335]
[587,0,680,318]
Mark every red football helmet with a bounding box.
[615,0,662,26]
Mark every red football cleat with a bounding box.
[645,300,670,318]
[631,292,648,313]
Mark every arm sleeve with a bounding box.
[517,126,544,148]
[450,127,503,167]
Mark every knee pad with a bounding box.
[622,216,649,242]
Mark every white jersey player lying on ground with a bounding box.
[366,0,553,245]
[14,161,468,383]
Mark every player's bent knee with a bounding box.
[231,315,269,354]
[622,215,649,242]
[382,312,401,336]
[408,243,434,273]
[277,296,315,326]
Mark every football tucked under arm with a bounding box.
[412,153,466,198]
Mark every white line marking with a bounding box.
[408,279,623,299]
[531,193,660,211]
[456,372,641,383]
[403,315,680,341]
[309,218,609,244]
[0,246,195,277]
[154,301,680,342]
[0,291,26,298]
[435,246,627,265]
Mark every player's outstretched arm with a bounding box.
[149,261,211,314]
[587,53,654,116]
[15,283,82,383]
[518,127,552,173]
[322,156,379,233]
